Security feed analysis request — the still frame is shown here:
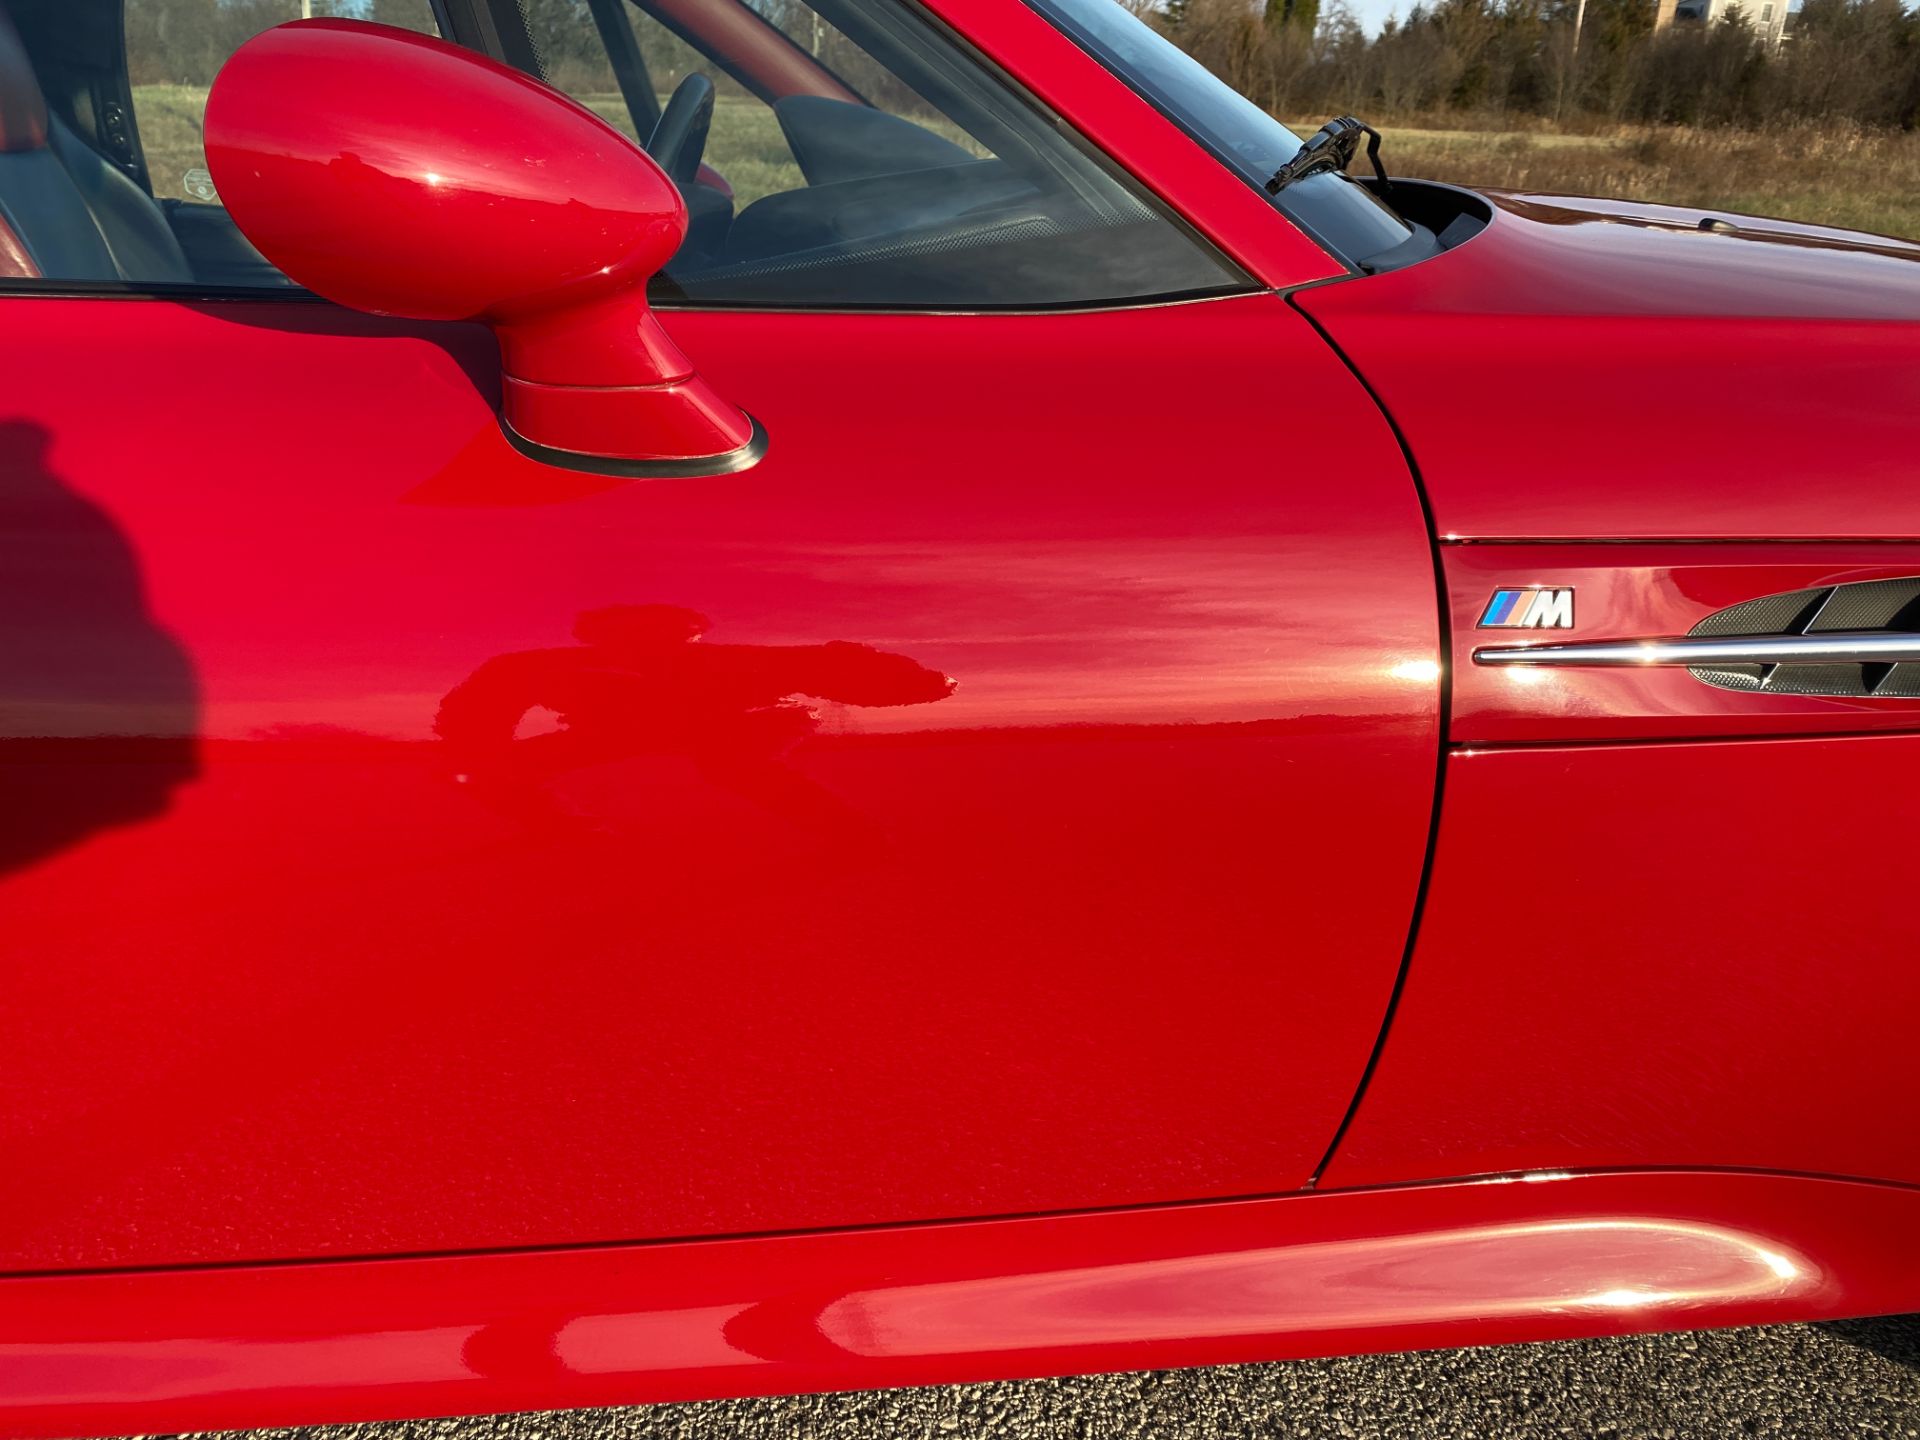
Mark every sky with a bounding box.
[1342,0,1411,29]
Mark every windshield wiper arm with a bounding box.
[1265,116,1391,199]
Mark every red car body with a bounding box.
[2,0,1918,1434]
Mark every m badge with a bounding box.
[1479,587,1574,629]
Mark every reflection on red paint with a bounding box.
[0,291,1439,1274]
[435,604,953,836]
[1445,544,1920,743]
[0,1170,1901,1440]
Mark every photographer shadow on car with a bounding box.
[0,418,199,876]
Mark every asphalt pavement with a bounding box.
[210,1313,1920,1440]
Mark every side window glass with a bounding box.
[0,0,437,289]
[627,7,812,207]
[517,0,1247,309]
[528,4,808,206]
[124,2,440,205]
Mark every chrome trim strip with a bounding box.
[1472,631,1920,667]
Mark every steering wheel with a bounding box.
[646,73,714,188]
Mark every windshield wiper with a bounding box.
[1265,116,1392,200]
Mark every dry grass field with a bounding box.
[1361,118,1920,240]
[130,83,1920,243]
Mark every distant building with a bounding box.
[1661,0,1792,44]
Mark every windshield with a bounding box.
[1025,0,1413,269]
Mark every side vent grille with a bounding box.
[1690,577,1920,696]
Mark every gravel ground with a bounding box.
[206,1314,1920,1440]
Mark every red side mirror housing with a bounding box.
[206,20,763,475]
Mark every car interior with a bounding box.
[577,0,1240,304]
[0,4,192,285]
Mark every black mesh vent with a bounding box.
[1691,587,1829,637]
[1805,577,1920,631]
[1691,664,1765,690]
[1688,577,1920,697]
[1759,662,1871,696]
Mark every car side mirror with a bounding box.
[205,20,763,477]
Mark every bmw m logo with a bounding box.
[1479,587,1574,629]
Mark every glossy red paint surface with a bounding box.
[1447,544,1920,742]
[207,24,685,330]
[5,1169,1918,1440]
[207,21,752,462]
[0,290,1435,1272]
[1295,191,1920,540]
[14,0,1920,1426]
[1326,732,1920,1190]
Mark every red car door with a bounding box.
[0,0,1437,1271]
